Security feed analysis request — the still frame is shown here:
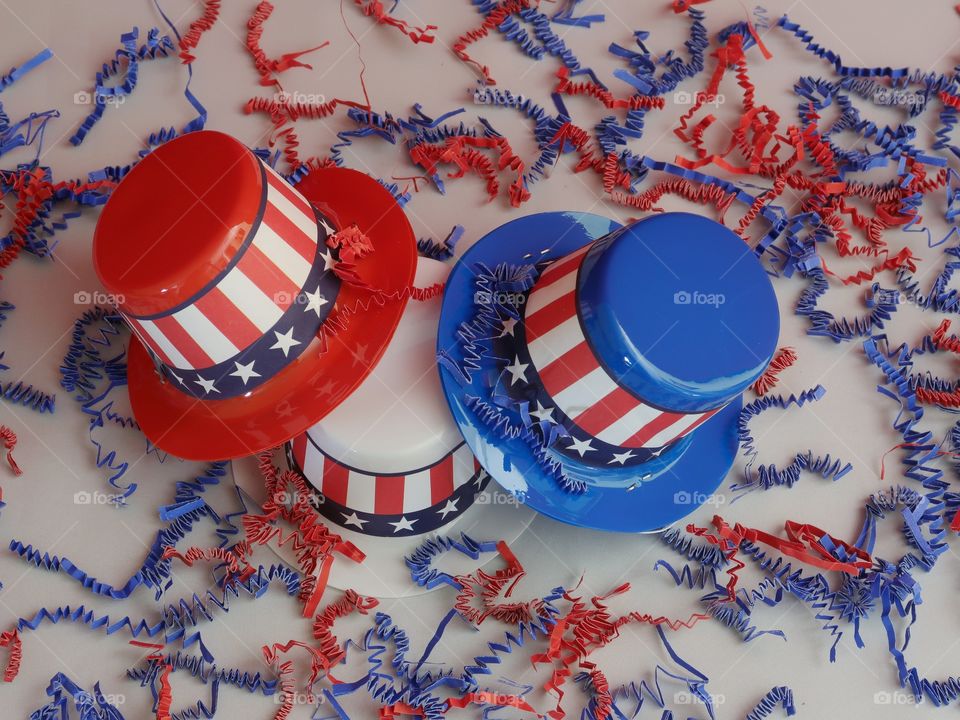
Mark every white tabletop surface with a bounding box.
[0,0,958,717]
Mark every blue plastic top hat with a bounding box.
[437,211,779,532]
[578,212,779,413]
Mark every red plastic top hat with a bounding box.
[94,130,416,460]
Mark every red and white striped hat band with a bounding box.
[121,161,341,400]
[288,434,489,537]
[521,244,726,452]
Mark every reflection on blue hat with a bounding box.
[437,211,779,532]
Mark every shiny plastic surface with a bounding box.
[299,258,462,474]
[579,212,779,413]
[437,212,744,532]
[126,166,417,461]
[94,130,265,317]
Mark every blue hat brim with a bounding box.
[437,212,740,533]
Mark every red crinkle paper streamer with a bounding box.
[314,589,378,674]
[553,67,666,111]
[262,642,298,720]
[161,543,257,586]
[310,281,445,363]
[0,170,115,276]
[275,128,338,175]
[0,168,51,273]
[0,426,21,475]
[352,0,437,44]
[145,654,174,720]
[665,28,945,268]
[685,520,745,600]
[246,1,329,86]
[820,246,917,287]
[610,177,736,217]
[243,94,367,173]
[453,540,553,626]
[178,0,221,64]
[913,319,960,407]
[409,135,530,207]
[708,515,872,575]
[752,347,797,396]
[246,451,365,617]
[327,224,377,291]
[530,583,708,720]
[931,318,960,355]
[453,0,535,86]
[0,630,22,682]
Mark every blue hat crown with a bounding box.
[575,213,779,413]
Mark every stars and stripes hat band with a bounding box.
[94,130,421,461]
[436,211,780,531]
[288,433,489,537]
[520,244,725,456]
[120,160,341,400]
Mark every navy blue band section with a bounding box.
[156,206,342,399]
[287,449,491,538]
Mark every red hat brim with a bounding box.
[126,166,417,461]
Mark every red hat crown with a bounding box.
[94,131,342,399]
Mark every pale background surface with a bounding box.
[0,0,958,717]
